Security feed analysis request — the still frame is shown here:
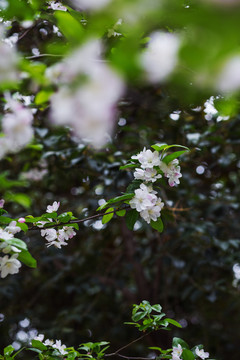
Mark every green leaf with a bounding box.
[151,143,168,151]
[102,208,114,224]
[97,194,134,211]
[0,216,13,225]
[119,163,137,170]
[116,209,126,217]
[172,338,189,350]
[55,11,84,43]
[4,345,14,356]
[152,304,162,313]
[17,222,28,232]
[5,192,32,209]
[132,311,147,322]
[5,238,28,251]
[35,90,53,105]
[31,340,47,351]
[182,349,195,360]
[165,318,182,328]
[150,218,164,232]
[162,150,188,165]
[18,250,37,268]
[125,210,139,231]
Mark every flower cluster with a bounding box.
[0,221,22,278]
[129,147,182,224]
[0,95,34,159]
[49,39,124,148]
[129,183,164,224]
[34,334,67,355]
[171,344,209,360]
[38,202,76,248]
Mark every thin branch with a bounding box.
[25,53,63,59]
[113,355,156,360]
[28,208,128,230]
[105,332,152,357]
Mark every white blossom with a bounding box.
[5,221,21,235]
[0,228,14,241]
[132,148,161,168]
[0,95,34,159]
[0,199,5,208]
[53,339,68,355]
[171,344,183,360]
[216,55,240,93]
[0,254,21,278]
[140,201,164,224]
[134,167,162,183]
[195,346,209,359]
[21,169,48,182]
[70,0,111,11]
[0,25,19,84]
[49,1,67,11]
[34,334,45,342]
[44,339,54,346]
[50,39,124,148]
[46,201,60,213]
[140,31,180,83]
[0,241,21,254]
[129,183,157,212]
[160,159,182,187]
[41,228,58,242]
[58,226,76,241]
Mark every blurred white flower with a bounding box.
[49,1,67,11]
[0,228,14,241]
[0,254,21,278]
[0,95,34,159]
[70,0,111,11]
[195,346,209,359]
[50,39,124,148]
[0,199,5,208]
[171,344,182,360]
[34,334,45,342]
[0,25,19,84]
[46,201,60,213]
[140,31,180,83]
[21,169,48,182]
[216,55,240,93]
[5,221,21,235]
[53,339,68,355]
[0,241,21,254]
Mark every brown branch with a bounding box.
[105,332,152,357]
[113,355,156,360]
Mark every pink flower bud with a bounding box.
[18,217,26,223]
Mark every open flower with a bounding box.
[0,254,21,278]
[46,201,60,213]
[132,147,160,168]
[195,347,209,359]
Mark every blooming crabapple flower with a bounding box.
[46,201,60,213]
[129,183,157,212]
[132,148,161,169]
[34,334,45,342]
[21,168,48,182]
[195,347,209,359]
[58,226,76,241]
[0,254,21,278]
[44,339,54,346]
[41,229,58,242]
[18,218,26,223]
[171,344,183,360]
[0,241,21,254]
[70,0,111,11]
[53,339,68,355]
[49,1,67,11]
[140,201,164,223]
[0,199,5,208]
[5,221,21,235]
[140,31,180,83]
[134,167,162,183]
[160,159,182,187]
[0,228,14,241]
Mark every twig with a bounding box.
[113,355,156,360]
[105,332,152,357]
[25,53,63,59]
